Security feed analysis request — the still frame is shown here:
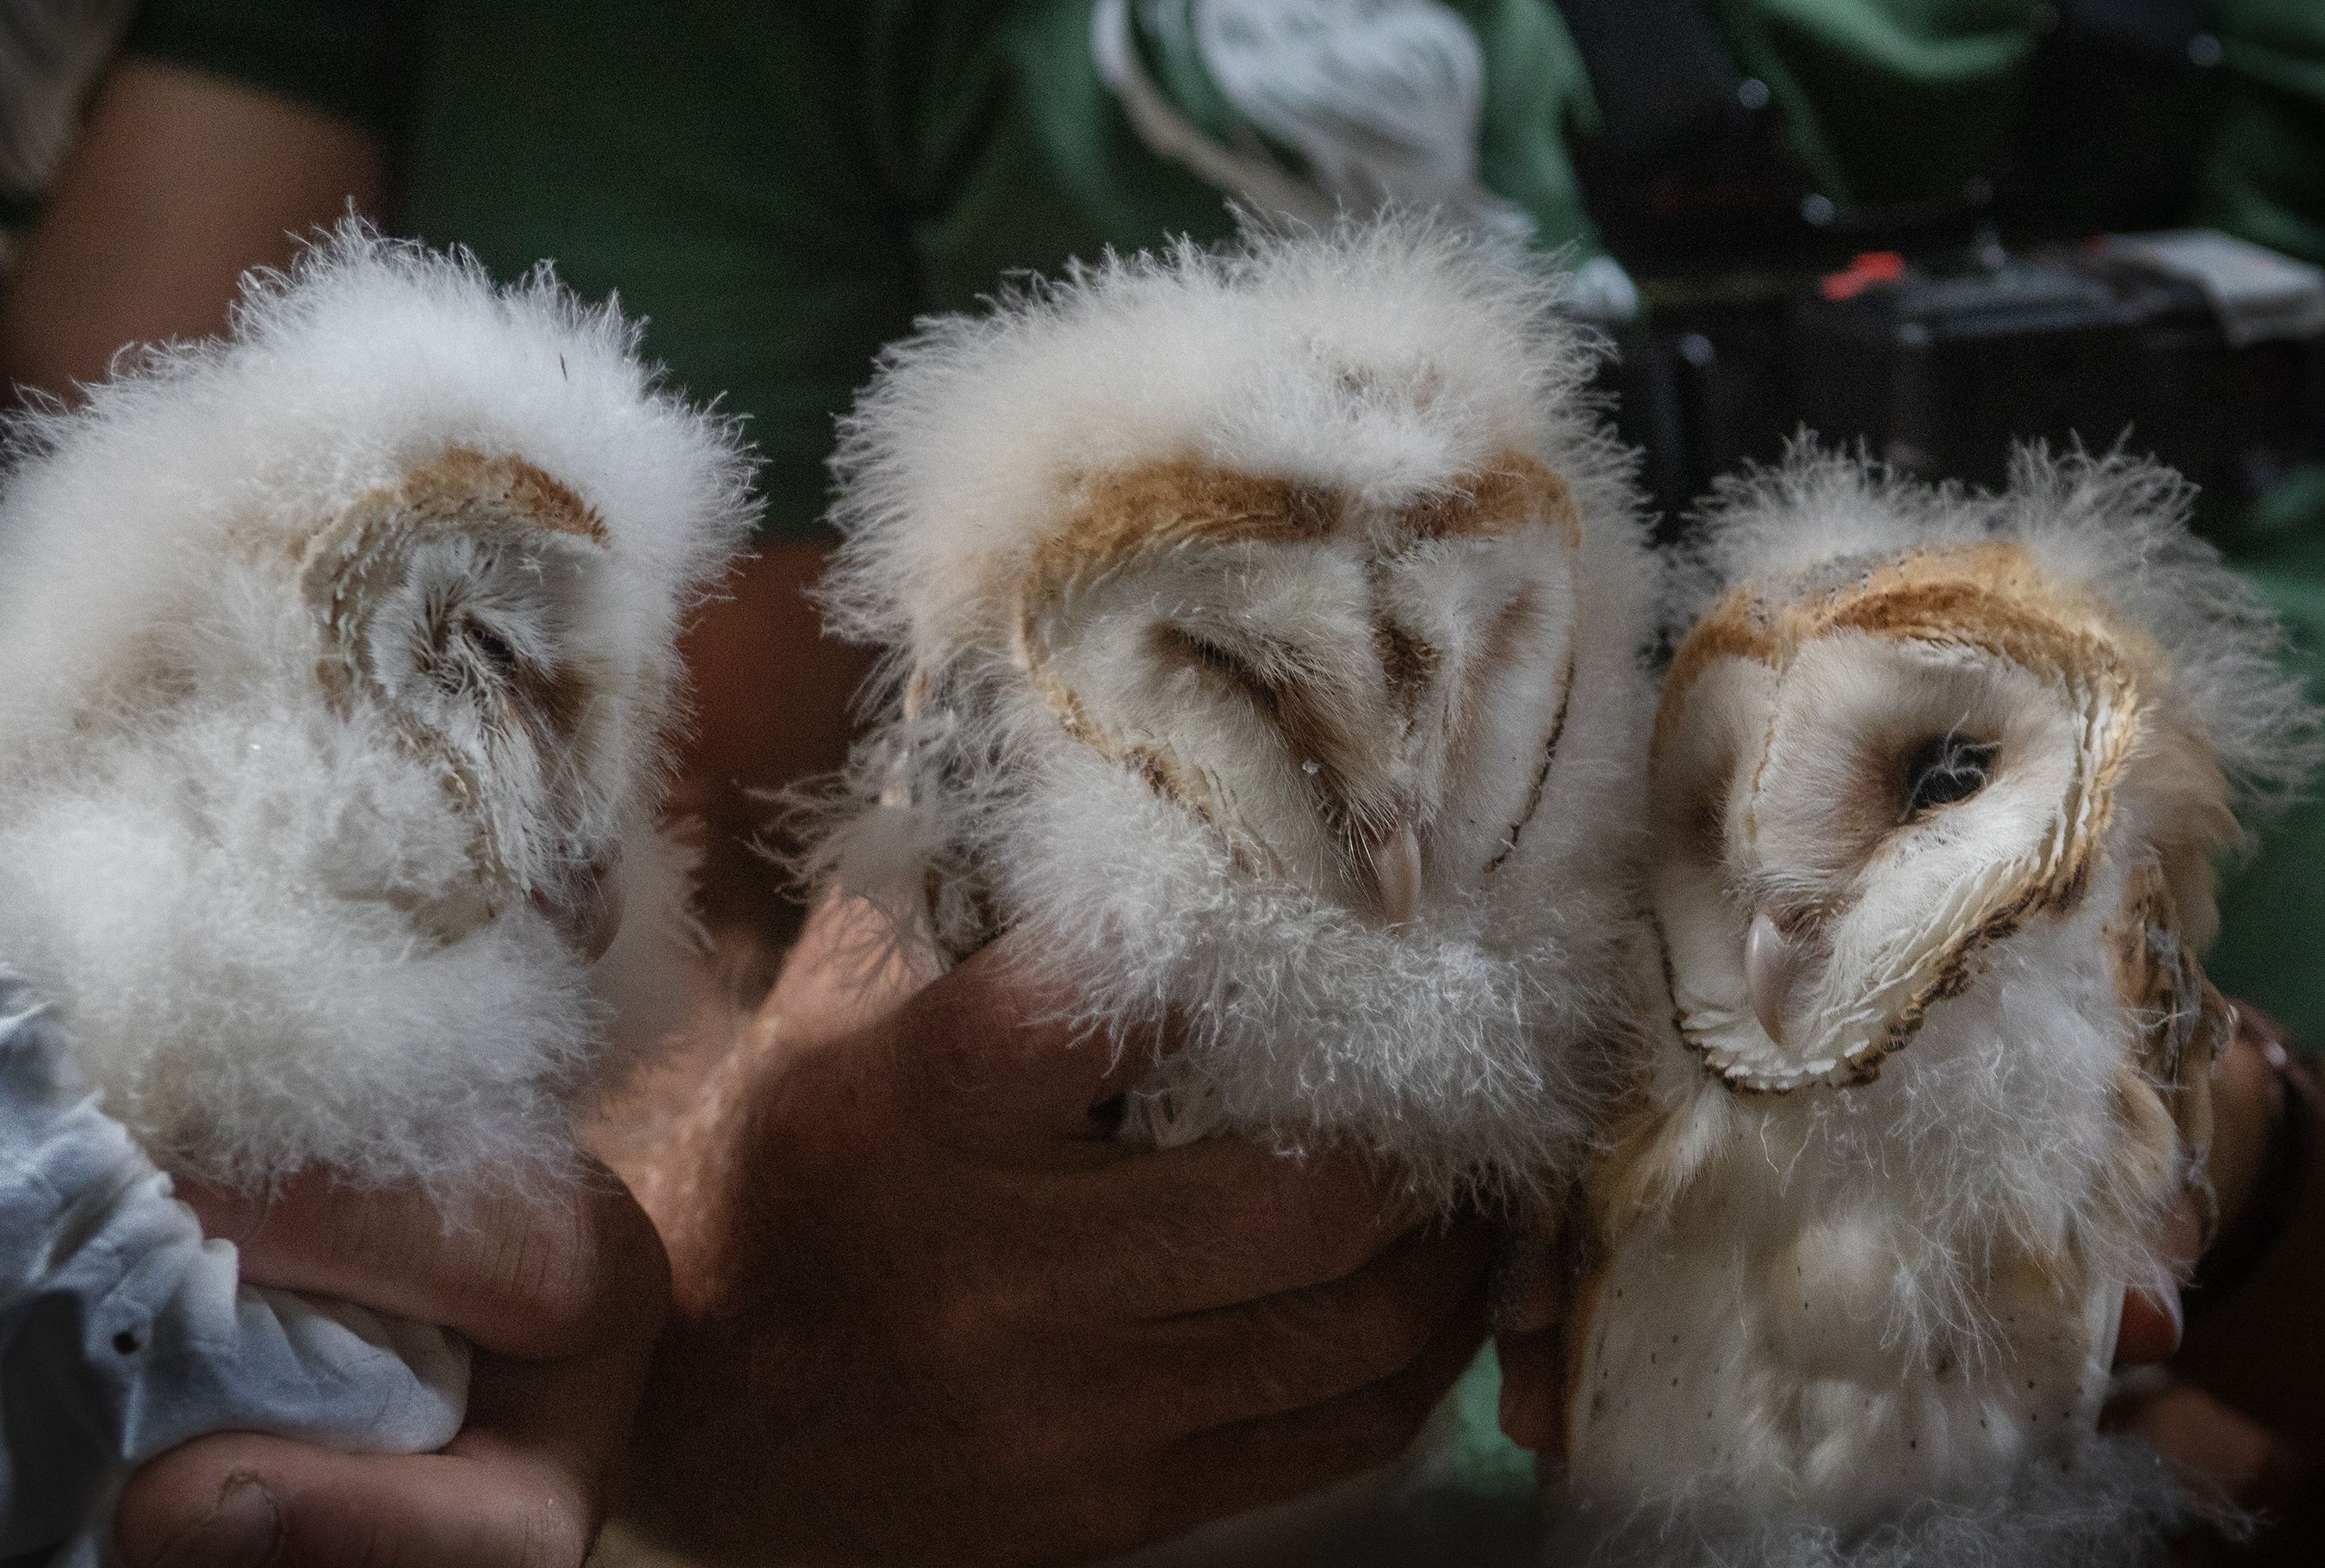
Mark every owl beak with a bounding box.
[1744,908,1803,1047]
[532,855,624,964]
[1367,818,1424,934]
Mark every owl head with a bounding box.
[811,217,1654,1205]
[0,226,754,1193]
[1652,447,2316,1095]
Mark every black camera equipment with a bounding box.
[1623,235,2325,529]
[1557,0,2325,527]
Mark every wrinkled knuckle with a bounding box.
[480,1198,598,1349]
[593,1186,673,1340]
[319,1187,414,1277]
[113,1440,272,1565]
[508,1487,594,1568]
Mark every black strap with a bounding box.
[1557,0,1828,276]
[2001,0,2227,239]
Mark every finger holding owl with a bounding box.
[1549,446,2319,1565]
[803,216,1657,1212]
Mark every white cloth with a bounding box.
[0,977,467,1566]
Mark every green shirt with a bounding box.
[121,1,2325,527]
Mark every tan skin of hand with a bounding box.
[611,902,1492,1567]
[16,53,2322,1568]
[0,60,386,393]
[115,1168,672,1568]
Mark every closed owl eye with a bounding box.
[1900,733,1998,819]
[1154,623,1276,708]
[465,619,523,677]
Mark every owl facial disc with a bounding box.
[1011,450,1582,933]
[301,448,623,952]
[1652,542,2142,1094]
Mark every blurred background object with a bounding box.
[0,0,138,271]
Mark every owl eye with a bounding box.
[1155,623,1274,707]
[466,621,523,676]
[1901,734,1997,818]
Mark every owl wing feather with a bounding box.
[2111,858,2231,1243]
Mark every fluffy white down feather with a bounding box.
[0,226,755,1193]
[808,216,1655,1207]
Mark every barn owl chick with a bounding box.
[1551,449,2316,1565]
[0,228,751,1560]
[0,226,751,1191]
[805,218,1653,1208]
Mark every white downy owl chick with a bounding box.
[0,226,752,1561]
[805,217,1654,1212]
[1551,449,2316,1566]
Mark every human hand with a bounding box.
[1484,1213,1566,1458]
[2110,1008,2325,1555]
[616,899,1492,1567]
[113,1162,668,1568]
[2115,1009,2289,1368]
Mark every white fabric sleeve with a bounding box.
[0,980,468,1565]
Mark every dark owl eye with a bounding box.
[1901,734,1997,818]
[465,621,522,676]
[1155,623,1274,707]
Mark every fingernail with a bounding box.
[147,1475,279,1568]
[2132,1285,2186,1359]
[1498,1368,1548,1452]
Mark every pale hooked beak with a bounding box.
[1366,818,1424,934]
[532,854,624,964]
[1744,907,1805,1047]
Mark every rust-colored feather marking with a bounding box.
[2109,859,2231,1243]
[1400,454,1581,549]
[1484,642,1575,877]
[1658,543,2136,753]
[1019,462,1341,618]
[1018,449,1576,614]
[1374,620,1442,697]
[1011,449,1582,866]
[397,447,608,544]
[1652,605,1777,757]
[304,448,607,693]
